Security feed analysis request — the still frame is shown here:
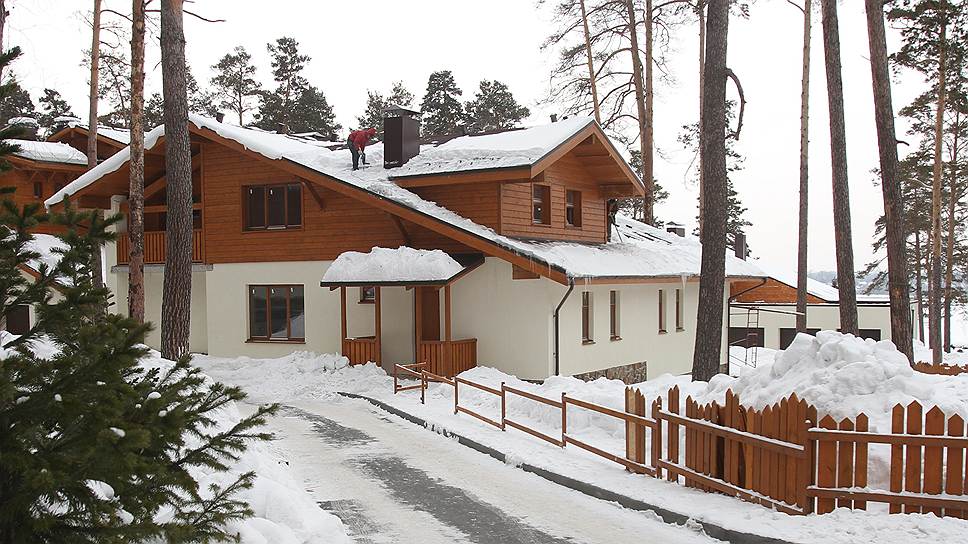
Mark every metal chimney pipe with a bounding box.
[734,232,747,260]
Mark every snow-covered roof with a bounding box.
[47,115,764,282]
[754,262,889,303]
[7,139,87,165]
[321,247,464,284]
[390,116,596,178]
[53,121,131,145]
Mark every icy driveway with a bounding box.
[258,396,719,544]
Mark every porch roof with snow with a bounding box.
[320,247,478,287]
[45,115,764,285]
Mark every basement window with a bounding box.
[532,184,550,225]
[244,183,302,230]
[566,190,582,227]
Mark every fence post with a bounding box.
[667,386,680,483]
[500,382,507,431]
[453,377,459,414]
[652,397,663,479]
[420,371,426,405]
[561,392,568,448]
[625,388,633,463]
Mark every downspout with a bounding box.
[553,277,576,377]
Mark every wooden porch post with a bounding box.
[414,286,423,363]
[444,285,452,376]
[340,286,347,342]
[375,286,382,364]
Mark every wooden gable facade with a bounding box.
[64,119,643,285]
[48,126,127,163]
[730,278,827,304]
[2,154,86,234]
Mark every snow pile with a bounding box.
[8,139,87,165]
[322,246,463,283]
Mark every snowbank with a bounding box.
[321,246,463,283]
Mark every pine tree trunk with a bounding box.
[821,0,859,335]
[579,0,601,124]
[625,0,654,226]
[643,0,655,225]
[865,0,914,363]
[127,0,146,324]
[697,1,706,236]
[944,112,959,352]
[929,20,946,364]
[160,0,192,360]
[795,0,812,333]
[87,0,101,168]
[916,230,925,343]
[691,0,728,382]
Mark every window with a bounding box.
[32,182,43,199]
[658,289,667,333]
[581,291,593,343]
[675,288,684,331]
[248,285,305,341]
[6,305,29,335]
[728,327,764,348]
[609,290,620,340]
[565,190,582,227]
[244,183,302,230]
[779,327,820,349]
[532,184,550,225]
[359,286,376,303]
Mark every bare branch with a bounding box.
[785,0,805,14]
[725,68,746,140]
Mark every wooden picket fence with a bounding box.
[914,361,968,375]
[393,373,968,518]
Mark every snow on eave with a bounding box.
[320,247,464,285]
[7,139,87,166]
[44,125,165,207]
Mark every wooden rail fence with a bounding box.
[391,375,968,518]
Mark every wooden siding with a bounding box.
[0,166,81,234]
[730,278,826,304]
[500,152,606,243]
[410,182,501,232]
[200,142,474,263]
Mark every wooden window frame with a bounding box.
[609,289,620,340]
[359,286,376,304]
[246,284,306,343]
[658,289,667,334]
[565,189,582,227]
[32,181,43,199]
[581,291,594,344]
[532,183,551,225]
[242,182,303,232]
[675,288,684,332]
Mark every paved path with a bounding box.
[259,396,721,544]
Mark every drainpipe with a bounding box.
[553,278,576,377]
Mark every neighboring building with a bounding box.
[2,140,88,234]
[4,234,69,336]
[47,114,763,381]
[728,268,916,351]
[47,123,130,163]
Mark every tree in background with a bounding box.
[356,81,415,136]
[691,0,729,381]
[210,46,261,125]
[143,71,219,128]
[820,0,859,335]
[0,79,33,126]
[465,80,530,132]
[864,0,913,363]
[160,0,193,360]
[254,36,339,136]
[420,70,466,136]
[128,0,147,325]
[618,148,668,223]
[290,84,340,137]
[790,0,812,334]
[37,88,75,128]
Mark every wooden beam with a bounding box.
[389,213,411,246]
[340,286,347,341]
[302,180,325,210]
[375,286,382,364]
[143,152,202,201]
[444,284,452,376]
[77,195,112,209]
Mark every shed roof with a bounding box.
[320,247,465,286]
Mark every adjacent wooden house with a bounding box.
[2,140,87,234]
[47,114,763,381]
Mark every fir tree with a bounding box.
[420,70,466,136]
[0,75,35,127]
[619,149,669,223]
[356,81,415,136]
[291,84,340,137]
[210,46,262,125]
[37,88,75,129]
[255,37,339,136]
[465,80,530,132]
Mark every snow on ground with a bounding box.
[193,331,968,544]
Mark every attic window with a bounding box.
[33,182,43,199]
[532,184,550,225]
[566,190,582,227]
[244,183,302,231]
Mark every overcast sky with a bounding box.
[6,0,929,274]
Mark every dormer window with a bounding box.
[566,190,582,227]
[532,184,550,225]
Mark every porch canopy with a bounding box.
[320,247,482,376]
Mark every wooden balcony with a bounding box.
[418,338,477,378]
[343,336,379,365]
[116,230,204,265]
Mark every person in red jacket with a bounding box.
[347,127,377,170]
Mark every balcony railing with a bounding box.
[116,230,204,265]
[343,336,378,365]
[418,338,478,378]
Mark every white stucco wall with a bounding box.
[113,267,209,354]
[727,302,914,349]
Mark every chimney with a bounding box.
[733,232,747,260]
[215,112,225,123]
[383,105,421,169]
[276,122,289,134]
[666,222,685,237]
[550,114,558,123]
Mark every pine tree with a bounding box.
[210,46,261,125]
[0,76,34,126]
[420,70,466,136]
[143,72,218,128]
[465,80,530,132]
[255,37,339,136]
[290,84,340,137]
[37,88,75,128]
[618,149,668,223]
[356,81,414,136]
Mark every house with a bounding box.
[727,267,916,351]
[47,123,130,163]
[1,140,88,234]
[46,113,763,382]
[5,234,69,336]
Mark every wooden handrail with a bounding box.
[503,384,562,409]
[567,395,658,430]
[808,428,968,447]
[659,409,805,457]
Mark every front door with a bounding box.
[417,287,440,341]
